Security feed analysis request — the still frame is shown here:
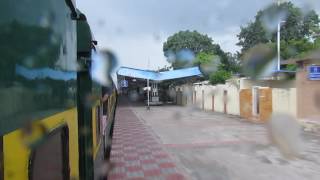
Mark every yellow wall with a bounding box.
[92,103,102,159]
[3,108,79,180]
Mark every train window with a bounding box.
[29,127,69,180]
[0,137,3,180]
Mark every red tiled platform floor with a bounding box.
[108,100,185,180]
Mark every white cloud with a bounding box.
[209,26,241,53]
[96,33,169,70]
[77,0,320,70]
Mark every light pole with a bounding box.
[147,78,150,110]
[147,59,150,110]
[277,20,286,71]
[276,0,286,71]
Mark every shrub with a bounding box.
[209,70,232,85]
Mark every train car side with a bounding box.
[0,0,118,179]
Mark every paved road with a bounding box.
[131,104,320,180]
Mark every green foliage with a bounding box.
[194,52,220,78]
[163,30,216,55]
[225,52,241,73]
[209,70,232,85]
[194,52,216,65]
[237,2,320,58]
[171,59,191,69]
[302,10,320,37]
[237,21,269,53]
[280,39,315,59]
[163,30,229,70]
[315,37,320,49]
[285,64,297,71]
[278,37,320,60]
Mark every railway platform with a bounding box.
[108,98,185,180]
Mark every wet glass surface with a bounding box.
[1,0,320,179]
[0,0,77,135]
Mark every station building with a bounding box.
[117,66,202,105]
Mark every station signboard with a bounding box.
[309,65,320,80]
[120,79,128,87]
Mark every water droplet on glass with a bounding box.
[128,91,139,102]
[39,15,50,28]
[242,44,276,79]
[268,113,304,159]
[199,55,221,76]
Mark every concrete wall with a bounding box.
[212,86,224,113]
[203,85,213,111]
[176,85,193,106]
[239,87,273,122]
[241,78,297,119]
[176,89,182,105]
[272,88,297,118]
[193,85,203,109]
[259,88,273,121]
[178,81,240,116]
[175,78,297,122]
[216,84,240,115]
[240,78,296,89]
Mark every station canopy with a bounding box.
[117,66,202,81]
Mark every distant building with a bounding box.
[283,57,320,120]
[117,66,202,105]
[175,56,320,124]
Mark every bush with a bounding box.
[209,70,232,85]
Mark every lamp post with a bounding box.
[276,0,286,71]
[277,20,286,71]
[147,78,150,110]
[147,59,150,110]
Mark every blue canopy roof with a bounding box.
[117,66,202,81]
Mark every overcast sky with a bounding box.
[78,0,320,70]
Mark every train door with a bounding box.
[29,127,69,180]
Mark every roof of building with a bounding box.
[117,66,202,81]
[281,52,320,65]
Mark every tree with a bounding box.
[193,52,220,77]
[209,70,231,85]
[163,30,215,56]
[314,37,320,49]
[281,39,314,59]
[225,52,241,73]
[237,21,269,53]
[193,52,216,65]
[163,30,229,70]
[237,2,320,57]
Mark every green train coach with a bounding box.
[0,0,118,179]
